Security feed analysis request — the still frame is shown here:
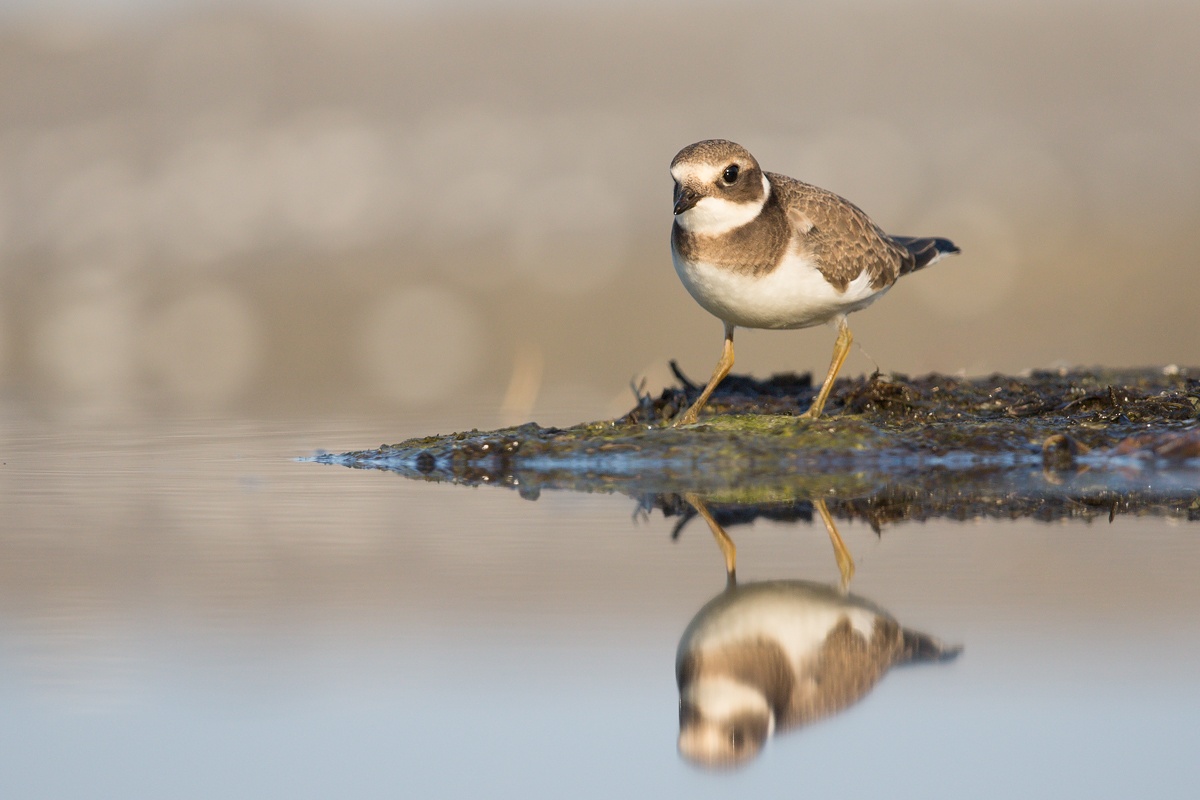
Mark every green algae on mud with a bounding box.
[335,365,1199,468]
[309,366,1200,524]
[639,364,1200,450]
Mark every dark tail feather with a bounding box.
[899,628,963,665]
[893,236,960,275]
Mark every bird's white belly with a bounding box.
[678,584,884,672]
[673,248,885,330]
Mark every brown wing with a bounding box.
[783,615,905,727]
[770,173,912,292]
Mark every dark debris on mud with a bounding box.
[310,366,1200,525]
[627,364,1199,440]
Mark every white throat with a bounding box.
[683,675,775,732]
[676,174,770,236]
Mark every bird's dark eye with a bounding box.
[729,728,744,750]
[722,164,739,184]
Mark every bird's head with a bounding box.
[677,676,774,768]
[670,139,769,235]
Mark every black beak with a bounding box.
[673,184,700,215]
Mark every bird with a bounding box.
[676,579,961,768]
[669,139,960,425]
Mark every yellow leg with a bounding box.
[800,317,852,420]
[683,493,737,585]
[814,498,855,591]
[675,323,735,426]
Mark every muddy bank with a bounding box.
[308,366,1199,524]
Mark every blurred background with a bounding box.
[2,4,1200,796]
[0,0,1197,427]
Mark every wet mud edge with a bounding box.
[318,366,1200,478]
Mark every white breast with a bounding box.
[672,245,886,331]
[679,584,883,674]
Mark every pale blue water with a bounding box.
[1,417,1197,798]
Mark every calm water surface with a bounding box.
[1,415,1198,798]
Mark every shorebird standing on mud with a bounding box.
[669,139,959,425]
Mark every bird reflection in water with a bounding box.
[675,495,961,768]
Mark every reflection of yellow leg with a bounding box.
[676,324,735,426]
[814,498,855,590]
[683,493,737,585]
[801,317,852,420]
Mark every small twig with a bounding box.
[669,359,698,390]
